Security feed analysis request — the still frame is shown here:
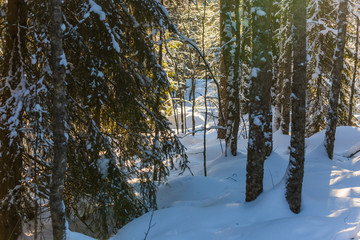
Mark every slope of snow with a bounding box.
[112,119,360,240]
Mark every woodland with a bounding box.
[0,0,360,239]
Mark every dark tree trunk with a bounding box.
[324,0,349,160]
[191,75,196,136]
[286,0,307,214]
[0,0,26,239]
[202,0,208,177]
[246,0,273,202]
[49,0,68,239]
[348,17,359,126]
[218,0,234,139]
[281,29,292,135]
[229,0,241,156]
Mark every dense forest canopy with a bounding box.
[0,0,359,239]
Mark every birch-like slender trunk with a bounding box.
[324,0,348,160]
[202,0,208,177]
[49,0,68,239]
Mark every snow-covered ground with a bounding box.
[112,112,360,240]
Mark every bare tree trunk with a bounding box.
[0,1,26,239]
[324,0,348,160]
[246,0,273,202]
[191,74,196,136]
[202,0,207,177]
[286,0,307,214]
[348,17,359,126]
[49,0,68,239]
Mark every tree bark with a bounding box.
[218,0,234,139]
[324,0,348,160]
[246,0,273,202]
[49,0,68,239]
[286,0,307,214]
[229,0,241,156]
[348,17,359,126]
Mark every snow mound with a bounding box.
[112,126,360,240]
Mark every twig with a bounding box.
[144,210,156,240]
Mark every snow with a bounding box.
[18,85,360,239]
[250,67,260,78]
[84,0,106,21]
[112,124,360,240]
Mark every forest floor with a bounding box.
[19,78,360,239]
[112,110,360,240]
[19,113,360,240]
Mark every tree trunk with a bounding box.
[272,0,282,132]
[348,17,359,126]
[246,0,273,202]
[218,0,234,139]
[49,0,68,239]
[281,23,292,135]
[0,0,26,239]
[286,0,307,214]
[230,0,241,156]
[324,0,348,160]
[202,0,208,177]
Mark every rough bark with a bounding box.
[324,0,348,160]
[0,0,26,239]
[286,0,307,214]
[49,0,68,239]
[246,0,273,202]
[229,0,241,156]
[218,0,234,139]
[348,17,359,126]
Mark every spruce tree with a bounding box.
[0,0,26,238]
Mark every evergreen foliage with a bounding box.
[0,0,188,238]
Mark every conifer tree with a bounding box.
[306,0,337,136]
[0,0,189,238]
[0,0,26,238]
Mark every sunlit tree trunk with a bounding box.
[324,0,348,160]
[218,0,234,139]
[348,17,359,126]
